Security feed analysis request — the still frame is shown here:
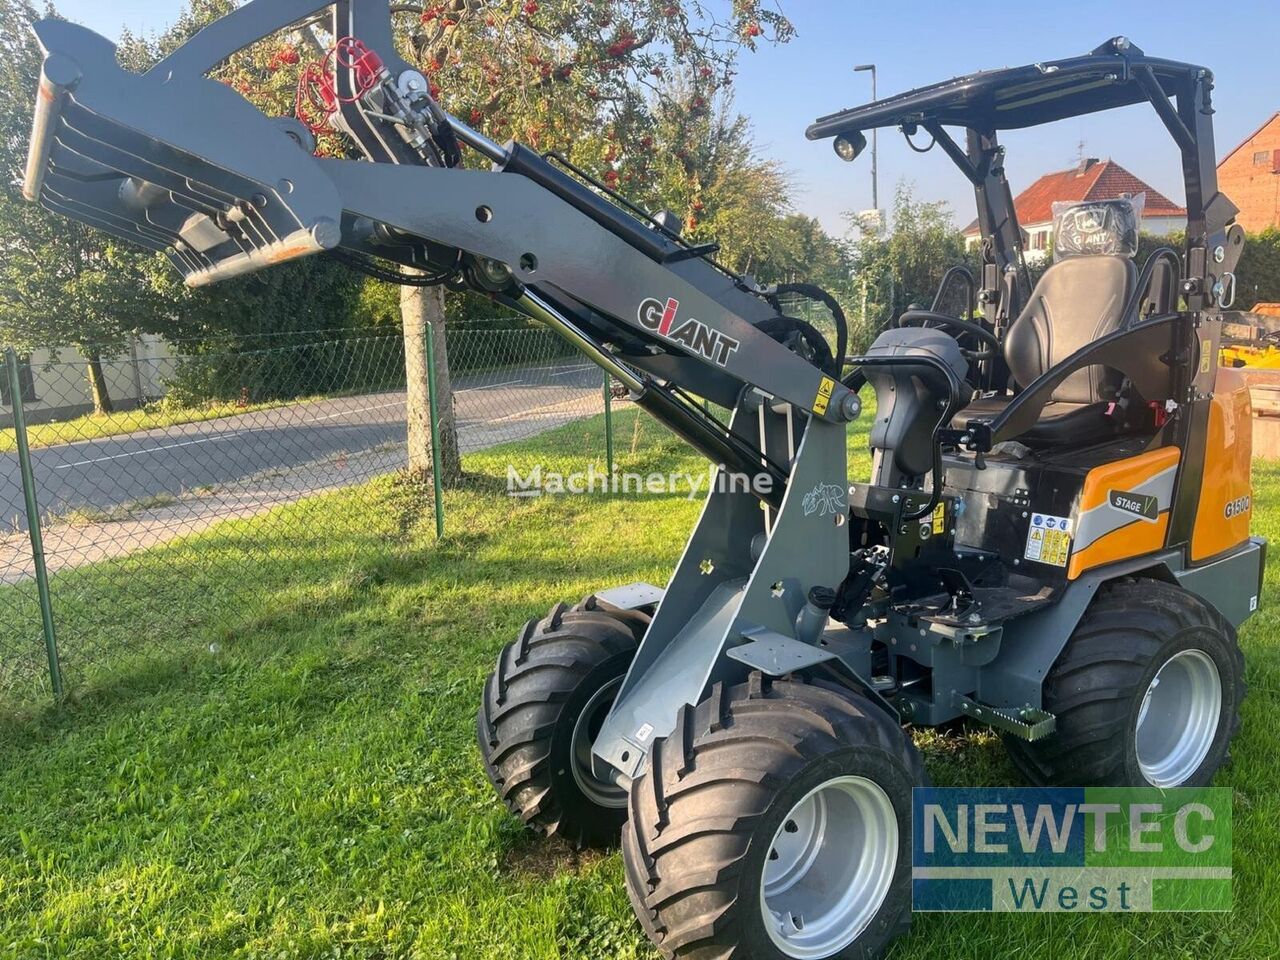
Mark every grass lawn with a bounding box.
[1,408,1278,958]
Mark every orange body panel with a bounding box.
[1191,367,1254,561]
[1068,447,1181,580]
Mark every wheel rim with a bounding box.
[759,775,898,959]
[569,677,628,808]
[1135,648,1222,787]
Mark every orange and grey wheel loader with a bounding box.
[22,8,1262,955]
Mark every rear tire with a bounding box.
[478,596,649,848]
[622,673,924,960]
[1004,578,1244,788]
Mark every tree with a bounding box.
[640,88,793,273]
[401,281,462,481]
[761,215,853,285]
[0,0,190,413]
[846,184,974,347]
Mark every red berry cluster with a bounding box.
[605,31,640,58]
[266,44,300,72]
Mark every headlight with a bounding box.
[834,131,867,162]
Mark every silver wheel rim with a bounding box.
[759,775,898,959]
[1135,648,1222,787]
[569,677,628,808]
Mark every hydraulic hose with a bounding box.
[773,282,850,376]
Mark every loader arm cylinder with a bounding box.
[445,116,510,165]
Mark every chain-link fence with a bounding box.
[0,322,620,706]
[1,299,854,709]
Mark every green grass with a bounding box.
[1,408,1278,959]
[0,397,328,453]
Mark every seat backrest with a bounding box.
[1003,251,1137,405]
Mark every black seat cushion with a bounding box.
[955,253,1137,448]
[1004,255,1136,405]
[954,396,1122,448]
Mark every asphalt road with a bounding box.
[0,359,604,530]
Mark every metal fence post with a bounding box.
[602,370,614,478]
[6,348,63,700]
[425,323,445,539]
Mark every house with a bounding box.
[0,335,177,428]
[963,157,1187,258]
[1217,112,1280,233]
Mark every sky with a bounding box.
[54,0,1280,237]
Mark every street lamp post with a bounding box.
[853,63,878,214]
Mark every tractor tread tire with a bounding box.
[478,595,648,848]
[622,672,924,960]
[1004,577,1245,787]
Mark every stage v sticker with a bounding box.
[1025,512,1072,567]
[1109,489,1160,522]
[637,297,741,367]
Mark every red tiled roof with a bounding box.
[963,159,1186,235]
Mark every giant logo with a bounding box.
[637,297,741,367]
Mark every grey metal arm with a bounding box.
[23,2,856,428]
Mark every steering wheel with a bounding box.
[897,309,1000,360]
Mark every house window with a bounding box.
[0,356,38,407]
[1254,150,1271,166]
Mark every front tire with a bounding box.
[478,596,648,847]
[622,673,924,960]
[1005,577,1245,788]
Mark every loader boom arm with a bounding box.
[22,0,860,497]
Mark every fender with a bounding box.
[979,538,1265,709]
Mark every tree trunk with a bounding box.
[402,280,462,486]
[85,350,114,415]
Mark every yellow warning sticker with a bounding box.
[1200,338,1212,375]
[812,376,836,416]
[1024,512,1072,567]
[932,501,947,536]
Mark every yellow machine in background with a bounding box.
[1222,304,1280,368]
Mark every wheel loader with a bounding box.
[22,6,1263,956]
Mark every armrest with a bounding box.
[964,313,1185,451]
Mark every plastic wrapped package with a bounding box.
[1051,193,1145,260]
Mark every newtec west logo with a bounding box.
[913,787,1231,913]
[637,298,741,367]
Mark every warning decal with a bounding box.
[932,501,947,536]
[1025,512,1073,567]
[812,376,836,416]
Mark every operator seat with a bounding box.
[962,200,1140,446]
